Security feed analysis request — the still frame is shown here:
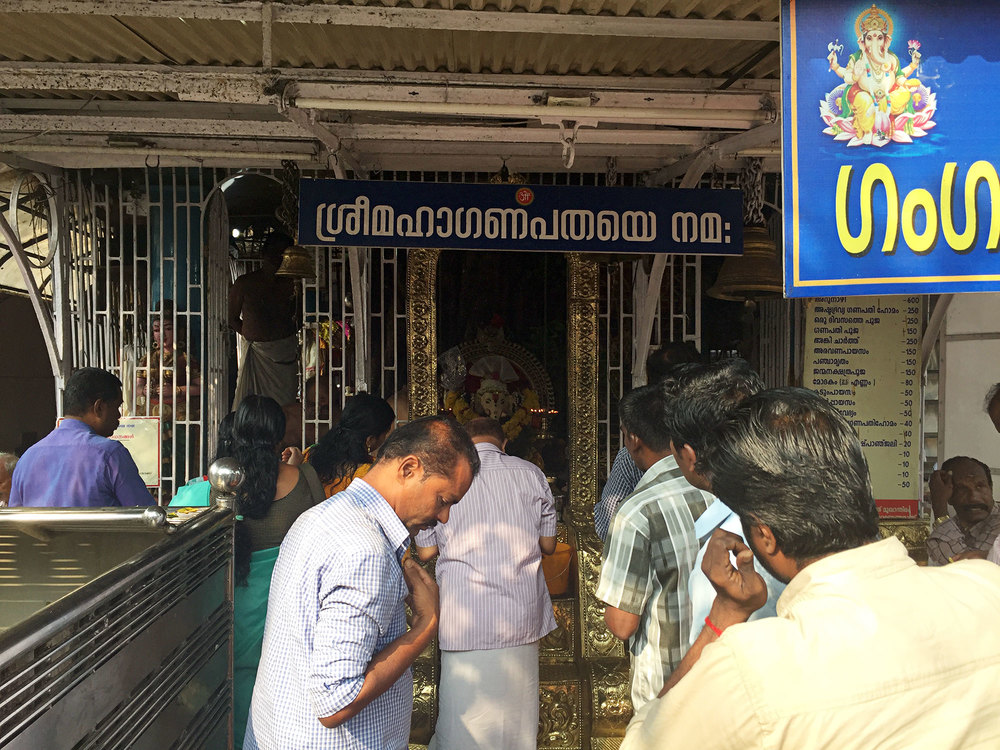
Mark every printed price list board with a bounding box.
[804,296,922,517]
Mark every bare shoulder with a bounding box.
[274,462,300,500]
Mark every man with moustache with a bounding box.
[926,455,1000,565]
[245,416,479,750]
[620,388,1000,750]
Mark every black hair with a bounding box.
[941,455,994,489]
[646,341,703,384]
[231,395,286,586]
[375,415,481,479]
[464,417,506,443]
[704,387,880,562]
[260,231,293,263]
[63,368,122,416]
[619,383,672,453]
[662,358,764,475]
[213,412,236,463]
[308,393,395,485]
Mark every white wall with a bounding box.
[939,293,1000,484]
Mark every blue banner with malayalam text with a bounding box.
[783,0,1000,297]
[298,179,743,255]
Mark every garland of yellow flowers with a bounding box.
[444,388,540,441]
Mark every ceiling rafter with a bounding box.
[4,1,779,41]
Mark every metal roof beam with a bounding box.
[5,1,779,41]
[0,63,779,100]
[0,114,306,138]
[0,114,726,148]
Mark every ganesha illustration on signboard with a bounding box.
[820,3,937,147]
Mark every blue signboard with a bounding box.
[298,179,743,255]
[783,1,1000,297]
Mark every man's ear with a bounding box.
[623,431,640,451]
[747,517,778,556]
[672,442,697,472]
[398,455,422,481]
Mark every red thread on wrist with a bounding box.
[704,615,723,637]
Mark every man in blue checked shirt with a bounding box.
[244,415,480,750]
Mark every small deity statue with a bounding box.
[821,4,935,147]
[473,377,519,421]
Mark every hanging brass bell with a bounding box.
[274,245,315,279]
[707,226,783,301]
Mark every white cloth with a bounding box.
[622,537,1000,750]
[415,442,556,650]
[233,334,298,409]
[687,501,784,646]
[429,643,539,750]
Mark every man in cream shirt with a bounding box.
[623,388,1000,750]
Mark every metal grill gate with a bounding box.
[53,165,742,503]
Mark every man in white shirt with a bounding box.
[416,417,557,750]
[658,358,784,644]
[622,388,1000,750]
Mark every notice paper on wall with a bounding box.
[803,296,922,518]
[110,416,161,488]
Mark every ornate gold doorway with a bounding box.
[405,249,631,750]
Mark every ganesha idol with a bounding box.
[821,4,936,147]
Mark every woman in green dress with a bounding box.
[230,395,325,748]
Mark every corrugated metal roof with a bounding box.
[0,1,781,173]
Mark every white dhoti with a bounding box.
[430,642,540,750]
[233,335,298,409]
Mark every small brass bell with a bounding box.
[275,245,315,279]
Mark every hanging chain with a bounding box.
[606,156,618,187]
[276,159,301,241]
[741,157,765,227]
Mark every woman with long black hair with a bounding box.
[306,392,396,498]
[230,395,324,748]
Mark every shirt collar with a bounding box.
[350,477,411,561]
[956,504,1000,535]
[59,417,96,434]
[633,453,681,493]
[475,442,503,456]
[777,536,911,616]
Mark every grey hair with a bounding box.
[0,452,16,474]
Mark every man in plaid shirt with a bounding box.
[596,381,714,712]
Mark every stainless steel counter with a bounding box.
[0,505,234,749]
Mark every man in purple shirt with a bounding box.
[9,367,153,507]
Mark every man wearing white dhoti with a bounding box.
[416,417,557,750]
[229,232,299,409]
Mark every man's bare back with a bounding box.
[228,267,297,342]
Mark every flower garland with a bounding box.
[444,388,540,441]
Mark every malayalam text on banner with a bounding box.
[298,179,743,255]
[803,295,922,517]
[782,0,1000,297]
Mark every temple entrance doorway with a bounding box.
[437,250,568,485]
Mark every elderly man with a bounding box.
[597,382,713,712]
[245,416,480,750]
[9,368,152,507]
[0,452,16,506]
[621,388,1000,750]
[415,417,556,750]
[926,455,1000,565]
